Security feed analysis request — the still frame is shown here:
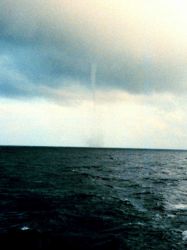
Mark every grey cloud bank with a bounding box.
[0,0,187,101]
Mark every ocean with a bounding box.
[0,146,187,249]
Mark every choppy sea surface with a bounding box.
[0,146,187,249]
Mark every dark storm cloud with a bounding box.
[0,0,187,100]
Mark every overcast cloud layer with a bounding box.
[1,0,187,101]
[1,1,187,148]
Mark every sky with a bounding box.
[1,0,187,149]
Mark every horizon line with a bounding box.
[0,144,187,151]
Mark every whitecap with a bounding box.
[167,214,175,218]
[166,203,187,210]
[21,226,30,231]
[182,230,187,240]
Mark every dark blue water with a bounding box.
[0,146,187,249]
